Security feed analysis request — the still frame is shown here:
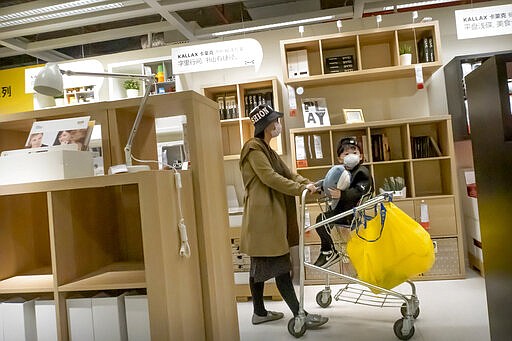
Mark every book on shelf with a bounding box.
[287,49,309,78]
[301,98,331,128]
[225,95,238,119]
[428,37,434,62]
[411,135,442,158]
[417,36,434,63]
[370,134,391,162]
[325,55,355,74]
[361,135,369,163]
[217,96,226,119]
[216,94,238,120]
[244,91,273,116]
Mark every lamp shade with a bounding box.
[33,63,63,97]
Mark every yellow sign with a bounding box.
[0,65,41,115]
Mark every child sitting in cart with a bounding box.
[313,137,373,268]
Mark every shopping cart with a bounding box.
[288,189,420,340]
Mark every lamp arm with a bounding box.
[61,69,153,82]
[59,68,155,168]
[124,79,154,167]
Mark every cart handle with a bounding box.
[300,189,391,233]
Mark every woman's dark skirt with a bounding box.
[250,253,291,283]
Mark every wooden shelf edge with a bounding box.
[290,115,452,134]
[0,274,54,294]
[284,62,442,87]
[58,262,145,292]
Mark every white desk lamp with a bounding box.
[33,62,154,173]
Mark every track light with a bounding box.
[336,19,342,33]
[412,11,419,23]
[211,15,334,37]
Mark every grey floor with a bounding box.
[237,268,489,341]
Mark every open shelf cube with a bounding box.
[51,184,144,290]
[0,193,52,293]
[292,131,333,168]
[412,158,453,197]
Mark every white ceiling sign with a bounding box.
[171,38,263,74]
[455,4,512,40]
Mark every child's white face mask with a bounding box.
[271,121,282,138]
[343,153,360,169]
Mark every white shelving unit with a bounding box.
[107,56,177,100]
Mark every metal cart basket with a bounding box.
[288,189,420,340]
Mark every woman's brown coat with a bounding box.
[239,138,309,257]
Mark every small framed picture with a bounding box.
[343,109,365,124]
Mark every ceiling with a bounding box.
[0,0,493,70]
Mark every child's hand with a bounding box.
[328,187,341,198]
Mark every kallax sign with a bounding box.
[455,4,512,40]
[171,38,263,74]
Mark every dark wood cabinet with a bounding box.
[465,52,512,340]
[444,51,511,141]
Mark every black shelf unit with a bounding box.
[444,50,511,141]
[465,52,512,340]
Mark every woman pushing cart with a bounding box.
[289,189,435,339]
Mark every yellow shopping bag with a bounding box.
[347,202,435,293]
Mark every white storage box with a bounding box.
[35,300,57,341]
[0,150,93,185]
[1,298,37,341]
[67,297,94,341]
[124,295,150,341]
[92,293,128,341]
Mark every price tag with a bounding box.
[415,64,424,90]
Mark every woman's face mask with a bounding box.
[270,121,282,138]
[343,152,360,169]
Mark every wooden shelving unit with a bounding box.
[202,78,283,301]
[289,116,465,284]
[0,92,239,341]
[281,20,463,285]
[107,57,176,100]
[203,77,283,158]
[280,21,442,87]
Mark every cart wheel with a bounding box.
[393,318,415,340]
[288,317,306,338]
[400,303,420,319]
[316,291,332,308]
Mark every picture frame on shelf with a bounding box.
[343,109,365,124]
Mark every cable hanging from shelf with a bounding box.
[130,154,191,257]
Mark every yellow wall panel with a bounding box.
[0,65,40,115]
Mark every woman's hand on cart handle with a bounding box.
[306,183,318,193]
[328,187,341,199]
